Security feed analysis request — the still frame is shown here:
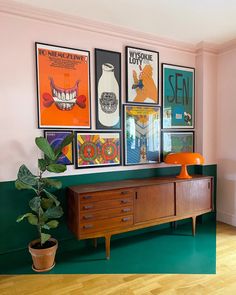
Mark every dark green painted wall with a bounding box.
[0,165,216,254]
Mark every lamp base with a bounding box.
[176,164,192,179]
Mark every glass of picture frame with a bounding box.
[75,131,121,168]
[124,105,161,165]
[162,63,195,129]
[95,48,121,130]
[162,131,194,161]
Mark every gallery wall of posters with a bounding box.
[35,41,196,169]
[124,105,161,165]
[36,43,91,129]
[75,132,121,168]
[44,130,74,165]
[162,64,195,129]
[126,47,159,105]
[95,49,121,130]
[162,131,194,161]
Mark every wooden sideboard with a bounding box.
[67,175,214,259]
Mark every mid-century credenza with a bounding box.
[67,175,213,259]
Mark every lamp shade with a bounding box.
[164,152,204,179]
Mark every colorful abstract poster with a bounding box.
[126,47,159,104]
[44,130,74,165]
[95,49,121,129]
[162,132,194,160]
[36,43,91,129]
[124,105,161,165]
[162,64,195,128]
[75,132,121,168]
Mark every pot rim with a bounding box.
[28,238,58,251]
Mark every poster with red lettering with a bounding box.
[125,46,159,105]
[35,43,91,129]
[162,63,195,129]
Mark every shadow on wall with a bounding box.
[217,159,236,225]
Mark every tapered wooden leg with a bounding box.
[105,235,111,260]
[192,216,196,236]
[93,238,97,248]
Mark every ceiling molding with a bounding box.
[218,38,236,54]
[0,0,197,54]
[195,42,219,55]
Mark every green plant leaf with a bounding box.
[16,213,33,222]
[43,190,60,206]
[41,197,54,209]
[28,214,38,225]
[45,206,63,219]
[42,178,62,189]
[46,220,59,229]
[41,233,51,245]
[47,164,66,173]
[17,165,37,186]
[29,196,41,212]
[42,224,50,230]
[35,137,56,161]
[54,133,74,158]
[15,179,35,191]
[38,159,47,172]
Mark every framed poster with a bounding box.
[75,132,121,168]
[124,105,161,165]
[126,46,159,105]
[162,131,194,161]
[36,42,91,129]
[95,48,121,129]
[162,63,195,129]
[44,130,74,165]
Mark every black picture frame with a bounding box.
[161,131,194,161]
[162,63,195,129]
[35,42,91,129]
[44,130,74,165]
[123,104,161,166]
[95,48,122,130]
[75,131,122,169]
[125,46,159,105]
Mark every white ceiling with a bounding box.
[12,0,236,44]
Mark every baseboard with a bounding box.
[217,210,236,226]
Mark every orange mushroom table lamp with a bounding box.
[164,152,205,179]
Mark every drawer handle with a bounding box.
[121,191,129,195]
[83,195,92,200]
[122,217,131,222]
[83,224,93,229]
[122,208,131,212]
[83,205,93,210]
[83,215,93,220]
[121,199,129,204]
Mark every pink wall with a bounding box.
[217,47,236,225]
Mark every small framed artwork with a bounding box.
[95,48,121,129]
[44,130,74,165]
[162,63,195,129]
[126,46,159,105]
[162,131,194,161]
[124,105,161,165]
[75,132,121,168]
[36,42,91,129]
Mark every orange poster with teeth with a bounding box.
[36,43,91,128]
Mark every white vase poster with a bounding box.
[95,49,121,129]
[126,46,159,105]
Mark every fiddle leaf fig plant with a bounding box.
[15,134,73,246]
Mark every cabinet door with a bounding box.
[176,179,212,216]
[134,183,175,223]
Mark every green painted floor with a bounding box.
[0,218,216,275]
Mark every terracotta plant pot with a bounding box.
[28,238,58,272]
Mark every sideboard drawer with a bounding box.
[80,206,133,222]
[80,197,133,212]
[80,215,134,234]
[80,189,134,203]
